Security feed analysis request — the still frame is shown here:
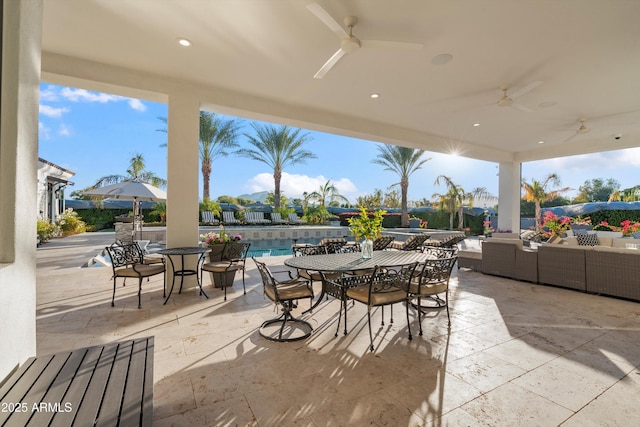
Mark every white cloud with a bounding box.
[39,104,69,118]
[128,98,147,112]
[60,87,122,103]
[40,86,59,102]
[59,87,147,112]
[246,172,359,201]
[58,124,71,136]
[39,122,50,140]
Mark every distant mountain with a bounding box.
[237,191,269,203]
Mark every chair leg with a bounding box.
[242,268,246,295]
[381,306,385,326]
[112,277,117,307]
[445,291,451,327]
[137,278,143,309]
[418,296,423,336]
[406,299,412,341]
[367,307,374,352]
[335,297,343,337]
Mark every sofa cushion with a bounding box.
[577,233,600,246]
[632,231,640,239]
[484,238,523,250]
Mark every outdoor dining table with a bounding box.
[284,250,429,312]
[158,246,211,304]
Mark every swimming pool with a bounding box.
[247,247,293,257]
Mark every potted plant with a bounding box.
[199,226,243,287]
[409,216,421,228]
[347,207,386,259]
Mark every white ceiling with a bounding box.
[41,0,640,163]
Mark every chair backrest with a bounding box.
[106,242,144,269]
[401,233,430,251]
[373,236,394,251]
[288,213,300,223]
[295,245,328,257]
[318,238,347,254]
[415,256,457,287]
[222,242,251,261]
[252,258,281,303]
[223,211,237,222]
[342,263,418,304]
[423,246,458,259]
[271,212,283,223]
[201,211,216,223]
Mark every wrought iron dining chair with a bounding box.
[200,242,251,301]
[318,237,347,254]
[105,242,166,309]
[253,258,314,342]
[406,255,457,337]
[324,262,419,351]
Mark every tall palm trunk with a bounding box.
[202,160,212,200]
[458,206,464,230]
[273,168,282,209]
[535,201,542,232]
[401,178,409,227]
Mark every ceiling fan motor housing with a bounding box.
[341,37,361,52]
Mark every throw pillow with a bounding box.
[576,233,600,246]
[572,229,588,235]
[632,231,640,239]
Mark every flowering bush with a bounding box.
[200,226,242,245]
[617,219,640,236]
[419,219,429,229]
[483,220,495,235]
[542,211,571,237]
[56,208,86,236]
[37,219,60,242]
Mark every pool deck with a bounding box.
[35,232,640,426]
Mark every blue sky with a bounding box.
[39,83,640,205]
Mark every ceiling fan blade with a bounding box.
[314,49,347,79]
[306,3,349,39]
[509,80,543,99]
[511,103,534,113]
[563,133,579,143]
[360,39,423,51]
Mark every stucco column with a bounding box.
[497,161,522,233]
[166,94,200,288]
[0,0,42,380]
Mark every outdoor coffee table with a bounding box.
[158,246,211,304]
[284,251,428,312]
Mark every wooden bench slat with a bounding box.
[94,340,134,427]
[0,337,153,427]
[3,353,70,427]
[47,345,104,427]
[70,343,120,426]
[119,337,153,427]
[27,348,89,426]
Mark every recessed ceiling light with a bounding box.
[473,123,480,127]
[177,38,192,47]
[538,140,545,144]
[370,93,380,99]
[432,53,453,65]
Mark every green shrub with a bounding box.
[56,208,86,236]
[37,219,59,242]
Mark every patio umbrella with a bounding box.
[83,180,167,239]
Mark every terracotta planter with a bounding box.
[206,245,237,288]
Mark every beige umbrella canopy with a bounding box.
[84,180,167,239]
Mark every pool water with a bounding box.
[247,247,293,257]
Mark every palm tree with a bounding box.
[522,173,571,231]
[236,124,316,209]
[371,145,431,227]
[305,180,350,209]
[432,188,459,230]
[434,175,493,229]
[88,153,166,189]
[609,185,640,202]
[199,112,242,200]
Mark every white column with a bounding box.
[497,161,522,233]
[165,94,200,288]
[0,0,42,380]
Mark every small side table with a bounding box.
[158,246,211,304]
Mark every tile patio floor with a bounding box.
[35,233,640,426]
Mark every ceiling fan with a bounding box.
[564,118,590,143]
[496,81,543,112]
[306,2,423,79]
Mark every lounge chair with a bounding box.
[389,233,431,251]
[270,212,287,224]
[288,213,307,224]
[201,211,219,225]
[245,211,270,225]
[222,211,240,225]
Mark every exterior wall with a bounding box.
[0,0,42,381]
[37,158,74,222]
